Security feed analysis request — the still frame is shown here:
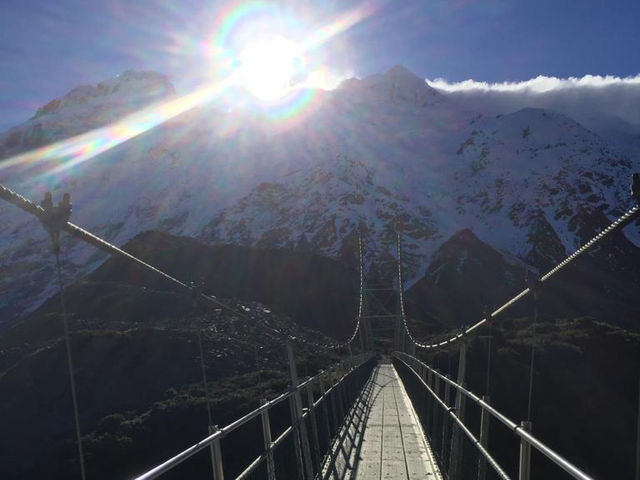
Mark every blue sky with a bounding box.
[1,0,639,131]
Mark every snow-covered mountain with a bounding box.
[1,66,638,323]
[0,70,175,156]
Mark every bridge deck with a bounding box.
[323,361,441,480]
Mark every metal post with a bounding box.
[306,385,322,472]
[211,425,224,480]
[362,315,372,353]
[449,342,467,480]
[420,364,429,422]
[289,393,305,479]
[343,362,353,405]
[260,400,276,480]
[286,342,314,479]
[325,376,340,434]
[345,371,354,412]
[441,376,452,465]
[39,193,86,480]
[394,315,401,352]
[431,373,440,441]
[426,369,434,432]
[334,374,346,423]
[319,377,333,442]
[477,396,491,480]
[519,421,532,480]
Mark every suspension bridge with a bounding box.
[1,180,640,480]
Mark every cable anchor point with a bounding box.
[39,191,72,253]
[525,269,542,293]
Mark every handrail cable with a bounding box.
[133,352,374,480]
[394,352,594,480]
[394,353,511,480]
[0,183,362,351]
[396,201,640,349]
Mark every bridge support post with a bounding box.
[318,378,333,444]
[420,363,429,423]
[477,396,490,480]
[288,394,305,479]
[323,376,339,435]
[359,317,367,352]
[519,421,532,480]
[334,371,346,423]
[394,315,401,352]
[260,400,277,480]
[448,342,468,480]
[210,425,224,480]
[432,373,441,443]
[286,342,315,480]
[426,369,434,432]
[305,386,322,473]
[441,375,452,467]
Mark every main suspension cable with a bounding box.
[398,194,640,349]
[0,183,360,351]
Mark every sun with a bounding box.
[236,35,304,101]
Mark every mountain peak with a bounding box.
[337,65,440,107]
[32,70,175,120]
[386,64,421,80]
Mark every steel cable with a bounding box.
[1,183,361,351]
[53,249,87,480]
[398,203,640,350]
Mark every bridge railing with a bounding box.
[132,352,376,480]
[392,352,594,480]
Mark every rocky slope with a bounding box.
[404,226,640,333]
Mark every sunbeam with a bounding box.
[0,1,378,183]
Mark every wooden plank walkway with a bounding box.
[322,360,442,480]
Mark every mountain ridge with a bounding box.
[1,65,639,322]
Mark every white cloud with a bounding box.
[426,74,640,134]
[428,74,640,93]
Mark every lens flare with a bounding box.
[0,2,378,182]
[237,34,303,100]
